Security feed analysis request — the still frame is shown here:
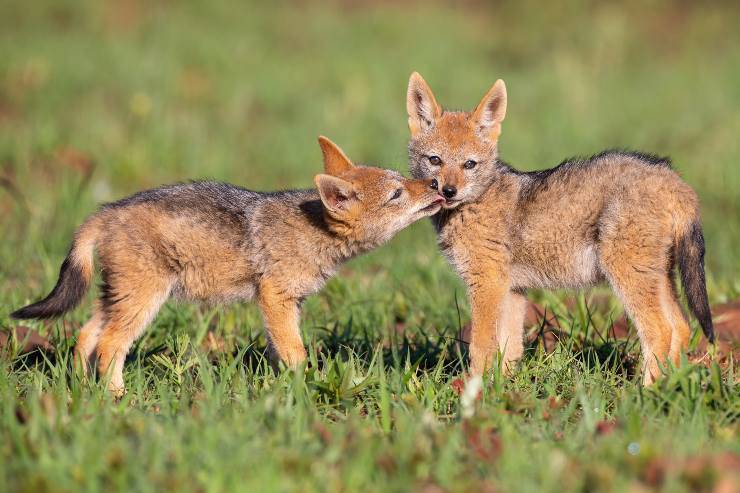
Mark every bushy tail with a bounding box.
[11,218,99,320]
[676,221,714,343]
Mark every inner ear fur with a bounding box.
[407,72,441,137]
[318,136,354,176]
[473,79,507,140]
[314,174,356,213]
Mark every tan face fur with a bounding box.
[315,136,445,244]
[406,72,507,209]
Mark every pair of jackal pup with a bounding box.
[13,73,714,394]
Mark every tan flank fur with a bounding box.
[12,137,445,394]
[405,72,714,385]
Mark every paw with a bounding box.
[108,382,126,399]
[642,370,657,386]
[282,345,308,368]
[267,345,307,374]
[107,375,126,397]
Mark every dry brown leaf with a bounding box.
[0,326,53,354]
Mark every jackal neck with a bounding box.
[433,164,521,233]
[324,213,382,258]
[297,198,375,265]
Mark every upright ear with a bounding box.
[473,79,507,140]
[318,136,354,176]
[314,174,356,213]
[406,72,441,137]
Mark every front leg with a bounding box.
[258,277,307,368]
[467,268,510,377]
[496,290,527,371]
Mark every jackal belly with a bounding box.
[172,261,258,303]
[510,243,603,290]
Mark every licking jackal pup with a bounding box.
[406,72,714,384]
[12,137,445,394]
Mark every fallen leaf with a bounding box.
[689,301,739,370]
[0,326,53,354]
[462,421,502,462]
[609,317,631,339]
[595,419,618,436]
[548,396,563,410]
[451,378,465,396]
[313,422,332,445]
[712,301,740,338]
[641,457,667,487]
[376,453,397,474]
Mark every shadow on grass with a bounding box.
[1,315,652,387]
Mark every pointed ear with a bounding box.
[318,136,354,176]
[473,79,507,140]
[314,174,356,213]
[407,72,441,137]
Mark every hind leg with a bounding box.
[600,241,676,385]
[96,275,172,395]
[74,303,104,374]
[599,196,678,384]
[605,271,673,385]
[665,279,691,365]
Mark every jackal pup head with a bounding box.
[406,72,507,209]
[315,136,445,244]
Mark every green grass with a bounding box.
[1,1,738,491]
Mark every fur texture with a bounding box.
[406,72,714,384]
[12,137,445,394]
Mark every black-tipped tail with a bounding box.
[11,252,90,320]
[677,222,714,343]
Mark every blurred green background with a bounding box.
[1,2,738,491]
[1,0,739,301]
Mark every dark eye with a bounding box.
[464,159,477,169]
[428,155,442,166]
[390,188,403,201]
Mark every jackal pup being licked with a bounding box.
[12,137,445,394]
[406,72,713,384]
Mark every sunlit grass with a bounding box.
[1,1,738,491]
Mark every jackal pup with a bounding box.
[405,72,714,384]
[12,137,445,394]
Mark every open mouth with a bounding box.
[442,199,461,209]
[420,196,446,213]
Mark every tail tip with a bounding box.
[705,329,716,344]
[9,304,45,320]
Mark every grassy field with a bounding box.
[1,1,738,491]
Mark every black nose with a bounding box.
[430,179,439,191]
[442,185,457,199]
